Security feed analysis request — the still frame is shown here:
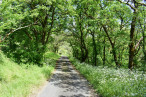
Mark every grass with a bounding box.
[0,51,59,97]
[70,57,146,97]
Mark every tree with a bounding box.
[118,0,146,69]
[0,0,71,65]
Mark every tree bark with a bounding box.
[102,25,120,67]
[79,22,88,62]
[45,7,55,44]
[128,11,137,69]
[103,37,106,66]
[91,31,97,66]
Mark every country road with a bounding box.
[37,56,97,97]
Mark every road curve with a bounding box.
[37,56,97,97]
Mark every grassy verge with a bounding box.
[70,57,145,97]
[0,51,59,97]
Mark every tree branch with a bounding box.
[45,6,55,44]
[135,36,143,50]
[117,0,136,11]
[0,21,38,43]
[135,1,146,6]
[102,24,114,46]
[24,31,33,40]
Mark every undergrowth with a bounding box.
[0,51,59,97]
[70,57,146,97]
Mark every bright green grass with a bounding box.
[0,51,58,97]
[70,57,146,97]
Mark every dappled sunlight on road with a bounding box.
[37,56,97,97]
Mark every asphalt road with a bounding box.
[37,56,97,97]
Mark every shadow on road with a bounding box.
[37,56,97,97]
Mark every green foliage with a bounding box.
[43,51,60,66]
[0,0,70,65]
[0,51,55,97]
[44,51,60,60]
[66,0,145,69]
[0,0,145,96]
[71,57,145,97]
[0,0,145,95]
[1,0,144,68]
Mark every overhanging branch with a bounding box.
[0,21,38,43]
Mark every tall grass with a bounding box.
[0,51,59,97]
[70,57,146,97]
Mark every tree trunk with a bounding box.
[91,31,97,66]
[80,23,88,62]
[112,45,119,68]
[102,25,120,67]
[128,11,137,69]
[103,37,106,66]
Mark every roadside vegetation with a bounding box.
[70,57,145,97]
[0,0,145,96]
[0,51,59,97]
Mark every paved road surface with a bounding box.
[37,56,97,97]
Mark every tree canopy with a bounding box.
[0,0,145,70]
